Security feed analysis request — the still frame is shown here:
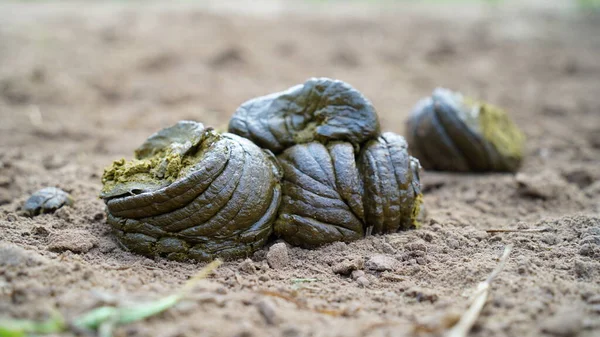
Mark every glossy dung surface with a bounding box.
[228,77,381,154]
[101,79,422,261]
[101,121,282,261]
[406,88,525,172]
[275,133,421,248]
[23,187,74,217]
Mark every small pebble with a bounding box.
[23,187,73,217]
[256,299,278,325]
[356,276,370,287]
[351,270,365,280]
[541,307,583,337]
[365,254,398,271]
[266,242,289,270]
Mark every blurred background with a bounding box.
[1,0,599,165]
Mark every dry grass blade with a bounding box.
[445,245,513,337]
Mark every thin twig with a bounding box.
[305,264,330,275]
[485,228,551,234]
[445,245,513,337]
[258,290,304,307]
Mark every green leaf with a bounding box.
[0,311,65,337]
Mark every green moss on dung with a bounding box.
[478,102,525,163]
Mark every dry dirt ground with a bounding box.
[1,1,599,337]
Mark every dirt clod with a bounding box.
[365,254,398,271]
[516,171,566,199]
[239,258,257,274]
[332,258,363,275]
[47,230,96,253]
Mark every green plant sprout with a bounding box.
[0,259,222,337]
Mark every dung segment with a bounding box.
[274,142,365,247]
[228,77,381,154]
[406,88,525,172]
[101,121,282,261]
[359,132,422,234]
[274,134,422,248]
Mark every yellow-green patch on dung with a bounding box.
[292,121,319,144]
[477,102,525,163]
[100,122,218,198]
[100,149,188,197]
[410,192,424,229]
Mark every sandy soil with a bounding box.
[1,1,599,336]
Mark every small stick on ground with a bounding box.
[258,290,344,317]
[445,244,513,337]
[486,228,552,233]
